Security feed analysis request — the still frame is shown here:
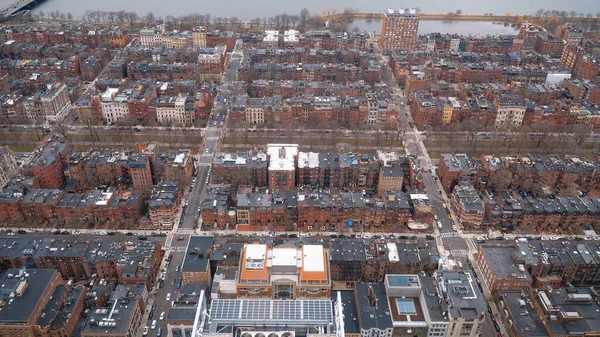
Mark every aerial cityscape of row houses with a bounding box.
[0,4,600,337]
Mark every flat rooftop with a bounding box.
[182,236,214,273]
[0,268,57,324]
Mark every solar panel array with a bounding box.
[210,299,333,323]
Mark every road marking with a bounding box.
[450,250,468,257]
[440,232,460,238]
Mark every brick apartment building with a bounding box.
[534,33,565,58]
[379,8,419,53]
[267,144,297,190]
[0,268,85,337]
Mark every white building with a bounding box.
[450,39,461,52]
[156,95,194,125]
[284,29,300,47]
[100,88,129,124]
[263,30,280,48]
[494,96,526,129]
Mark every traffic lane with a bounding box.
[182,172,204,229]
[180,166,209,230]
[153,251,185,332]
[422,174,454,233]
[4,232,166,244]
[482,314,497,337]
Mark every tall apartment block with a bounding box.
[379,8,419,53]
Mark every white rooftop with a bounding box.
[387,243,399,262]
[298,152,319,168]
[246,244,267,261]
[271,247,299,267]
[302,245,325,272]
[267,144,298,171]
[174,153,186,164]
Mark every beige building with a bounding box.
[140,24,166,47]
[245,98,265,124]
[23,82,72,123]
[156,95,194,125]
[0,146,17,188]
[494,96,526,129]
[192,27,207,47]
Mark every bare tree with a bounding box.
[52,117,71,140]
[489,169,515,191]
[126,11,139,26]
[572,124,591,147]
[142,12,154,25]
[300,8,311,27]
[116,10,127,24]
[290,15,300,28]
[562,182,582,197]
[66,12,73,21]
[530,120,554,148]
[229,16,239,28]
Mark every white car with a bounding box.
[452,225,457,231]
[166,293,171,301]
[143,326,149,336]
[159,311,165,320]
[151,320,157,329]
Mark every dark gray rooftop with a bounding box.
[182,236,214,273]
[499,291,548,337]
[436,271,486,319]
[355,282,393,331]
[337,291,360,333]
[481,246,532,281]
[0,268,57,323]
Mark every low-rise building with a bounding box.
[201,184,232,229]
[148,181,181,230]
[477,245,533,294]
[237,243,331,299]
[156,94,195,125]
[494,96,527,129]
[211,151,268,188]
[181,236,214,287]
[0,146,17,188]
[436,271,487,337]
[0,268,65,337]
[81,283,147,337]
[450,182,484,229]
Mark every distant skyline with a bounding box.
[9,0,600,21]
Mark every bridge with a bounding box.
[0,0,46,20]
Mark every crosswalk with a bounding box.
[440,232,460,238]
[450,250,468,257]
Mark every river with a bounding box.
[7,0,600,21]
[350,20,518,35]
